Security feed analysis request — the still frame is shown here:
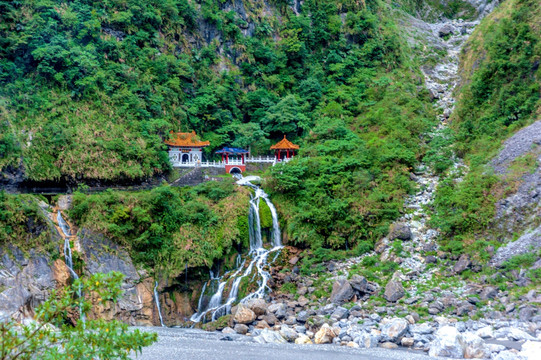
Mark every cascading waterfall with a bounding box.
[57,211,85,324]
[153,281,165,327]
[190,176,282,323]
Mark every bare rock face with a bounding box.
[233,304,256,324]
[314,323,338,344]
[384,280,405,302]
[0,246,61,322]
[490,224,541,267]
[79,229,157,326]
[329,277,355,305]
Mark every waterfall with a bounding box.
[153,281,165,327]
[57,211,85,324]
[190,175,282,323]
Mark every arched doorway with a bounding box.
[229,167,242,175]
[182,154,189,163]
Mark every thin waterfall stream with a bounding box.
[191,175,282,323]
[56,210,85,324]
[153,281,165,327]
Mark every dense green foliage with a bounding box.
[0,191,56,250]
[1,0,436,252]
[70,181,250,274]
[430,0,541,244]
[0,272,156,360]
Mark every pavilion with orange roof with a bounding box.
[270,135,299,162]
[165,131,210,165]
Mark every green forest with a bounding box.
[0,0,539,275]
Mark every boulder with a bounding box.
[244,298,267,316]
[254,329,287,344]
[380,342,398,349]
[480,286,498,300]
[349,274,369,293]
[381,318,409,343]
[295,334,313,345]
[520,340,541,360]
[233,323,248,335]
[296,310,309,323]
[222,327,235,334]
[384,280,405,302]
[494,351,526,360]
[453,254,471,274]
[438,24,456,38]
[401,337,414,347]
[279,324,299,342]
[255,320,270,329]
[494,327,535,341]
[389,222,412,240]
[268,302,287,319]
[233,304,256,324]
[330,306,349,321]
[314,323,338,344]
[475,326,493,339]
[462,332,489,359]
[428,326,465,358]
[329,277,355,305]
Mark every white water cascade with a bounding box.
[153,281,165,327]
[56,211,85,324]
[190,176,282,323]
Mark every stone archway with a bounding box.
[229,167,242,174]
[182,154,189,163]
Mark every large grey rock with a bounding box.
[279,324,299,342]
[233,324,248,335]
[428,326,465,358]
[253,328,287,344]
[493,327,535,341]
[389,222,412,240]
[384,280,405,302]
[349,274,369,293]
[329,277,355,305]
[438,24,456,37]
[453,254,471,274]
[268,303,287,319]
[244,298,267,316]
[330,306,349,320]
[381,318,409,343]
[480,286,498,300]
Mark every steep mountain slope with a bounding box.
[431,0,541,251]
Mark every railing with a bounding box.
[245,156,275,163]
[169,155,295,167]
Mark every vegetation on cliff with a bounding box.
[70,181,250,274]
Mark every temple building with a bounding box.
[165,131,210,166]
[270,135,299,162]
[216,147,249,174]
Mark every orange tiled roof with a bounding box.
[165,131,210,147]
[270,135,299,150]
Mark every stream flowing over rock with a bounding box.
[190,176,282,323]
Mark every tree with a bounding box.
[261,95,307,137]
[0,272,157,360]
